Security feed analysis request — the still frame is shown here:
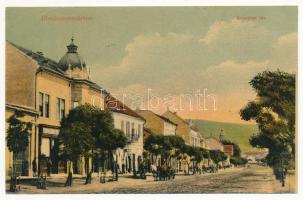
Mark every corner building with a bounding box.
[5,38,105,177]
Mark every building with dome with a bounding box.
[5,38,105,177]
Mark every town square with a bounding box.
[3,6,298,194]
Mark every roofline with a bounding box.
[105,94,146,121]
[164,110,190,126]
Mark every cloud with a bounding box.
[199,18,276,62]
[271,32,297,71]
[90,23,297,123]
[202,59,271,93]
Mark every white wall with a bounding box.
[163,121,176,136]
[111,112,145,171]
[190,129,201,147]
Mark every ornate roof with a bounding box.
[58,37,86,71]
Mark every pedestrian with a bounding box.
[122,163,125,174]
[111,162,115,174]
[47,158,52,176]
[32,158,37,177]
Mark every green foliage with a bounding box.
[59,104,97,160]
[209,150,227,164]
[240,70,295,185]
[59,122,95,160]
[6,110,32,155]
[230,156,248,166]
[144,134,185,159]
[221,139,241,157]
[59,104,128,161]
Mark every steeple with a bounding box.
[219,128,224,141]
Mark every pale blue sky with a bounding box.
[6,7,298,123]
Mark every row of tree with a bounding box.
[144,134,228,174]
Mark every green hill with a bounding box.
[191,119,259,153]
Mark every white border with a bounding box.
[0,1,302,200]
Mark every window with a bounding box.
[131,123,135,137]
[138,124,141,137]
[56,98,60,120]
[56,97,66,121]
[39,92,50,118]
[39,92,44,117]
[45,94,50,118]
[121,120,125,132]
[60,99,65,119]
[126,121,130,137]
[73,101,79,109]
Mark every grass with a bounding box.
[191,119,259,153]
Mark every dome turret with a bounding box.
[58,37,86,71]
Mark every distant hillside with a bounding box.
[191,119,259,153]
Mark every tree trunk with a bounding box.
[65,161,73,187]
[85,157,92,184]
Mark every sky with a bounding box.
[6,7,298,124]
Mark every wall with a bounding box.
[112,112,144,171]
[163,121,176,136]
[6,42,36,109]
[163,111,191,144]
[136,110,164,135]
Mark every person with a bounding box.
[32,158,37,177]
[47,158,52,176]
[121,163,125,174]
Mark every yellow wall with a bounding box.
[36,71,71,127]
[163,111,191,144]
[136,110,164,135]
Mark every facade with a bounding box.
[162,110,207,171]
[105,95,145,173]
[136,110,177,168]
[5,39,105,177]
[205,137,224,152]
[136,110,177,136]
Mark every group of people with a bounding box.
[32,157,53,177]
[151,164,175,181]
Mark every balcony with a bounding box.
[127,133,139,143]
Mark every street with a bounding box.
[8,165,295,194]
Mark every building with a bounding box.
[136,110,178,168]
[136,110,177,136]
[223,145,234,166]
[205,137,224,152]
[5,38,105,177]
[162,110,206,171]
[105,94,145,173]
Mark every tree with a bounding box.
[209,150,227,165]
[59,104,96,186]
[6,110,32,191]
[230,156,248,166]
[59,104,128,185]
[240,70,295,186]
[144,135,186,169]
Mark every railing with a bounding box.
[127,134,139,143]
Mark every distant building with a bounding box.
[242,151,268,164]
[205,137,224,152]
[136,110,177,136]
[223,145,234,156]
[162,110,205,147]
